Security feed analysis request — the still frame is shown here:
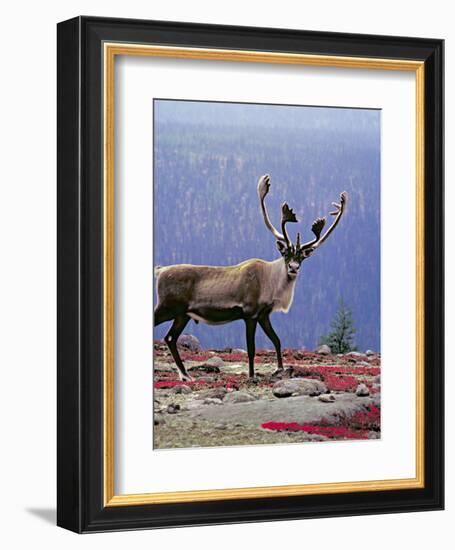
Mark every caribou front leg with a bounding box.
[258,313,283,375]
[164,315,192,381]
[244,318,258,378]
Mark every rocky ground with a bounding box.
[153,337,381,449]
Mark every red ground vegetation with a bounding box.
[261,404,380,439]
[261,421,368,440]
[349,405,381,430]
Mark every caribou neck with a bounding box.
[268,258,298,313]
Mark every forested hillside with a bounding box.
[153,100,381,351]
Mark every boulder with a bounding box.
[205,356,224,369]
[224,391,257,404]
[355,383,370,397]
[190,357,222,373]
[183,401,203,411]
[172,384,192,395]
[273,378,328,398]
[355,361,372,368]
[316,344,331,355]
[195,387,228,401]
[178,334,202,352]
[366,350,375,356]
[186,393,378,428]
[318,394,336,403]
[195,375,215,383]
[203,397,223,405]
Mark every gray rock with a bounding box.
[194,375,215,383]
[153,362,174,373]
[214,422,227,430]
[273,378,328,398]
[205,356,224,368]
[183,401,203,411]
[318,393,336,403]
[356,361,372,368]
[203,397,223,405]
[172,384,192,394]
[178,334,202,352]
[166,404,181,414]
[373,374,381,384]
[347,351,365,358]
[232,348,247,354]
[366,349,375,356]
[186,393,377,427]
[195,387,228,401]
[355,383,370,397]
[223,391,257,404]
[315,344,331,355]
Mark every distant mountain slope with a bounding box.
[153,100,381,352]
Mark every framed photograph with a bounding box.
[57,16,444,533]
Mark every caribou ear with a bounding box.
[276,240,287,255]
[303,247,315,258]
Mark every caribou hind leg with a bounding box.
[164,315,192,381]
[258,313,284,375]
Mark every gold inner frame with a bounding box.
[103,43,425,507]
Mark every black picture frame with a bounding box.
[57,16,444,533]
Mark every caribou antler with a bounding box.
[257,175,298,244]
[298,217,326,253]
[280,203,298,247]
[300,191,348,253]
[258,175,346,253]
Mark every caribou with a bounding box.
[154,174,347,380]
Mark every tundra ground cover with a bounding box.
[153,342,381,449]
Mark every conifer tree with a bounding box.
[319,299,357,353]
